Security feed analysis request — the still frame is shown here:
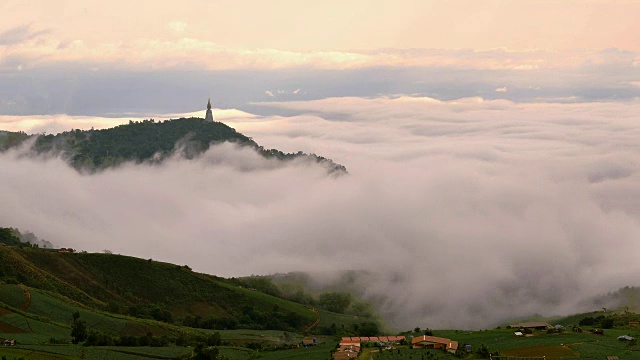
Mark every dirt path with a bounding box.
[18,285,31,311]
[18,285,34,332]
[304,307,320,332]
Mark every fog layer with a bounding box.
[3,96,640,329]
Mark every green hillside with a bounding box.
[0,118,347,173]
[0,246,318,333]
[0,244,380,359]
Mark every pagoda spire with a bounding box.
[205,98,214,122]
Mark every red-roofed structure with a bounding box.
[387,336,405,342]
[412,335,456,351]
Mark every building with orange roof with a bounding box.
[411,335,455,350]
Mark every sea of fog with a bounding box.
[3,96,640,329]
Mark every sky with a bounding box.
[2,1,640,329]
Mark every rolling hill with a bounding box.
[0,245,318,333]
[0,243,377,359]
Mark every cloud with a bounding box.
[2,29,640,72]
[0,44,638,119]
[0,23,48,45]
[495,87,508,92]
[4,96,640,330]
[166,21,187,35]
[0,108,253,134]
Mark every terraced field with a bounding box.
[501,345,579,358]
[0,284,26,309]
[213,329,303,343]
[374,347,451,360]
[1,344,192,359]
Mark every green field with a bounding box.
[374,347,451,360]
[0,284,26,309]
[0,246,322,333]
[5,244,640,359]
[316,309,363,329]
[1,345,193,360]
[430,328,640,359]
[27,289,130,335]
[213,329,303,343]
[259,342,335,360]
[1,312,70,343]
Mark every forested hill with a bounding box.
[0,243,376,335]
[0,118,347,173]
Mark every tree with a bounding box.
[579,317,596,326]
[358,322,380,337]
[601,318,614,329]
[191,343,220,360]
[476,344,490,358]
[318,292,352,314]
[71,311,88,344]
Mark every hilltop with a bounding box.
[0,118,347,173]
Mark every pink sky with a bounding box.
[2,0,639,70]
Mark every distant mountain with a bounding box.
[0,118,347,174]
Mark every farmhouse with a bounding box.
[333,340,360,359]
[3,339,15,346]
[302,339,317,346]
[448,341,458,354]
[412,335,457,351]
[387,336,405,343]
[335,335,406,358]
[341,336,405,344]
[509,322,552,330]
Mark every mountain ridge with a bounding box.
[0,118,347,174]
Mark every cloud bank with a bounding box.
[3,96,640,330]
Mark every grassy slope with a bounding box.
[0,245,374,327]
[0,246,374,359]
[0,287,318,359]
[0,247,318,331]
[431,327,640,359]
[4,263,640,359]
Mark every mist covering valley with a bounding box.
[3,96,640,330]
